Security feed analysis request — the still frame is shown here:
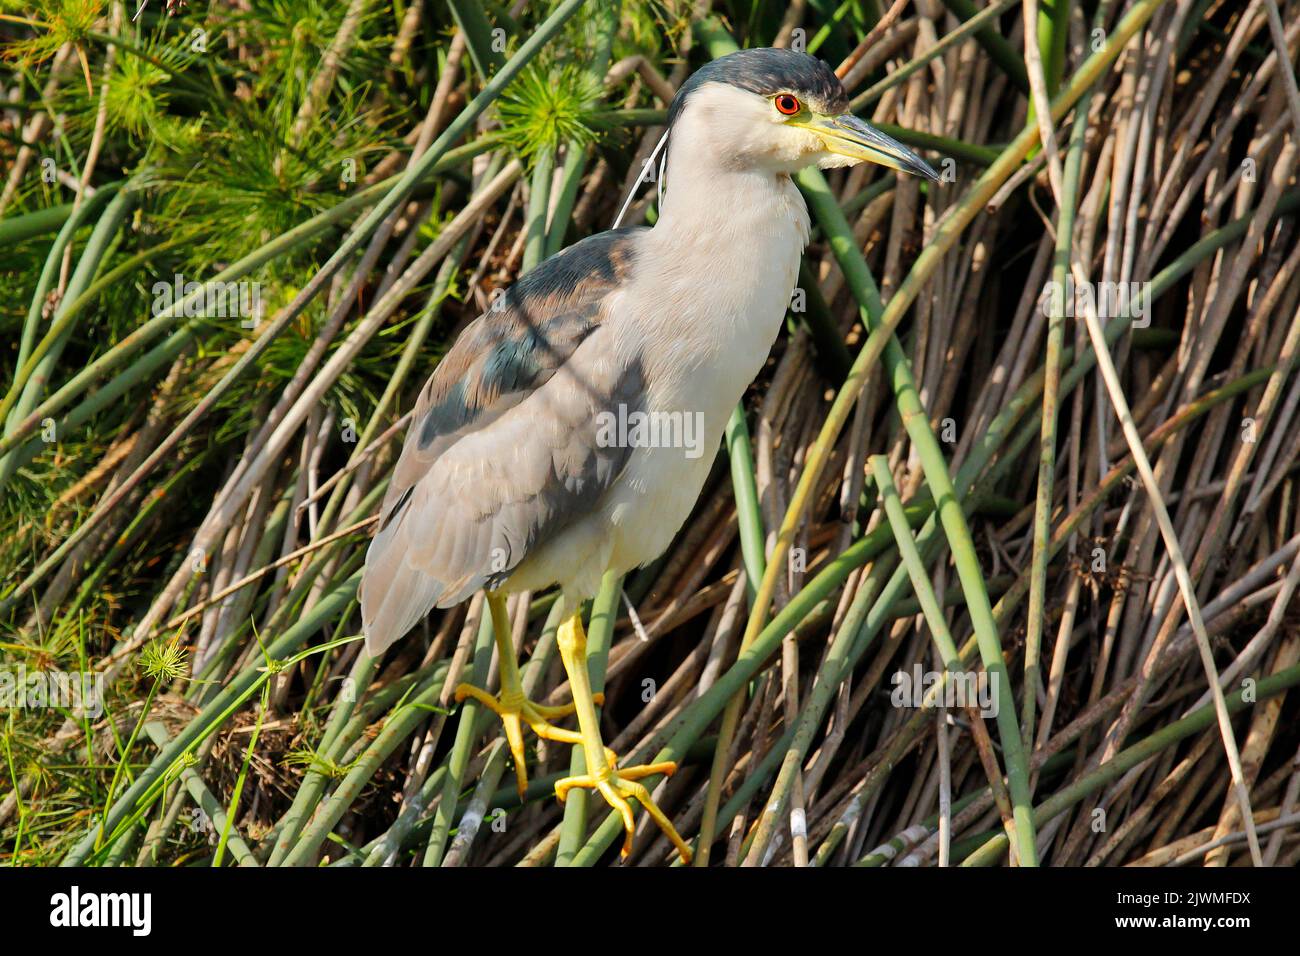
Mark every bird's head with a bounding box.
[666,48,939,181]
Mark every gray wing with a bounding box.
[359,227,647,654]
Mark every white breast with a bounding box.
[506,166,811,603]
[601,173,809,582]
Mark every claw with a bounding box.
[555,761,691,864]
[454,681,587,797]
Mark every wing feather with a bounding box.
[360,227,646,654]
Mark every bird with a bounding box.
[359,47,939,864]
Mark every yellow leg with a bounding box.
[454,592,605,797]
[552,610,693,864]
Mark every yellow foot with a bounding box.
[556,761,692,864]
[453,683,611,797]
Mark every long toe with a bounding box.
[553,763,691,864]
[454,682,590,800]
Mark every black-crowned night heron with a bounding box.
[360,47,938,863]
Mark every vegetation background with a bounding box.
[2,0,1299,868]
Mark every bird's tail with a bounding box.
[359,510,449,657]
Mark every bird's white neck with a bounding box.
[626,116,811,417]
[651,123,811,252]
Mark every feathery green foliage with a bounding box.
[496,58,602,165]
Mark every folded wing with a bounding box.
[360,227,645,655]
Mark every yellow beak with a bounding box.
[799,113,939,181]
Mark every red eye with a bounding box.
[774,94,801,115]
